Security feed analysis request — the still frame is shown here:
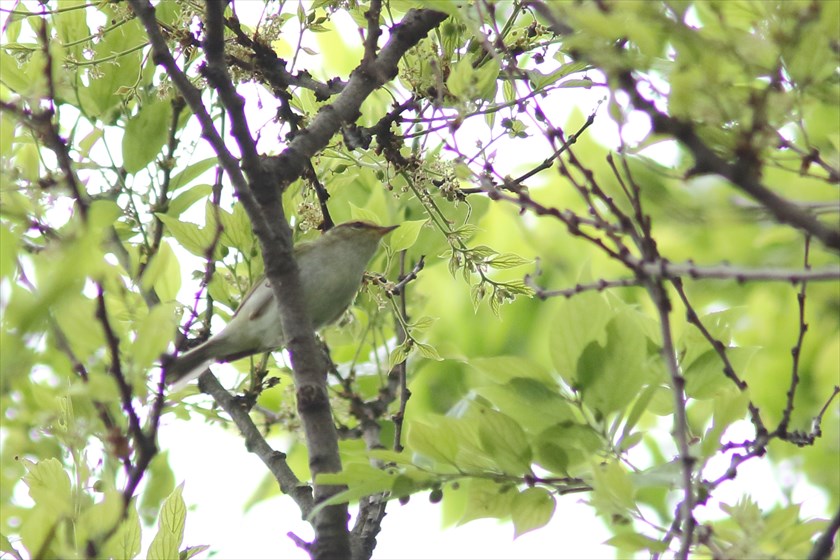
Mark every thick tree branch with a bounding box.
[203,3,350,555]
[127,0,266,234]
[265,9,449,186]
[222,15,345,102]
[131,3,447,558]
[201,1,262,177]
[130,1,344,555]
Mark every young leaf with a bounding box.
[512,488,556,538]
[477,409,532,475]
[123,100,171,174]
[389,219,427,252]
[147,483,186,560]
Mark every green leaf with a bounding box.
[22,459,72,515]
[147,483,186,560]
[349,203,382,224]
[470,283,486,311]
[156,213,216,258]
[503,78,516,104]
[243,472,282,512]
[78,127,104,157]
[139,452,175,526]
[0,533,18,557]
[88,200,123,236]
[470,355,554,385]
[16,142,40,182]
[389,219,427,252]
[469,245,498,258]
[617,431,643,453]
[181,545,211,560]
[591,461,637,518]
[52,296,102,361]
[512,487,555,537]
[486,252,531,269]
[54,0,89,54]
[85,17,145,118]
[407,418,459,466]
[685,346,757,399]
[618,383,658,445]
[388,342,409,369]
[474,378,575,434]
[309,464,398,519]
[549,290,615,383]
[557,78,595,89]
[0,223,19,280]
[447,57,474,100]
[20,506,60,559]
[218,201,256,254]
[631,460,682,489]
[606,532,668,553]
[123,100,171,174]
[315,464,394,501]
[416,342,442,361]
[77,487,124,544]
[528,60,589,90]
[140,241,181,302]
[534,423,602,474]
[167,184,212,216]
[575,310,649,415]
[474,58,500,101]
[0,112,14,156]
[102,499,142,560]
[169,158,218,191]
[0,50,33,94]
[459,478,516,525]
[131,302,177,370]
[701,390,751,458]
[2,1,23,41]
[408,315,436,331]
[477,409,532,475]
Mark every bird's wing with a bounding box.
[232,276,274,321]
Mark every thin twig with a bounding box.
[778,236,811,436]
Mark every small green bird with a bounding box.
[166,221,397,386]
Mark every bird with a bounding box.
[165,221,397,387]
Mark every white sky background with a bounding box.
[1,2,833,559]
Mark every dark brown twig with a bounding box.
[778,236,811,437]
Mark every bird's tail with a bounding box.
[164,342,217,390]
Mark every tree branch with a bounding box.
[265,9,449,186]
[809,505,840,560]
[628,260,839,283]
[617,72,840,252]
[197,372,315,517]
[131,3,448,558]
